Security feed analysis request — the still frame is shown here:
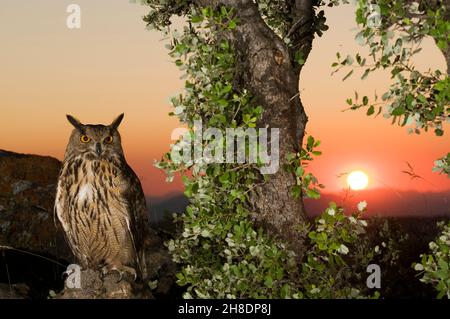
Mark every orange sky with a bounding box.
[0,1,449,197]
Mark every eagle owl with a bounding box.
[55,114,148,280]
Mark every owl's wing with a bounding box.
[122,163,150,277]
[54,174,82,263]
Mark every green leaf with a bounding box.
[391,107,405,116]
[281,284,291,298]
[264,276,273,288]
[295,166,305,177]
[367,105,375,116]
[361,68,370,80]
[291,185,301,199]
[306,188,320,199]
[417,94,427,104]
[190,15,203,23]
[307,136,315,150]
[342,70,354,81]
[405,94,414,109]
[363,96,369,106]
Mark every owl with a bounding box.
[55,114,148,280]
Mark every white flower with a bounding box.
[225,237,235,247]
[350,288,361,298]
[357,201,367,212]
[167,240,175,252]
[328,208,336,216]
[360,220,368,227]
[249,246,259,256]
[201,229,211,238]
[414,263,424,271]
[338,244,349,255]
[183,292,193,299]
[349,216,357,224]
[374,245,380,253]
[174,106,185,115]
[310,287,320,294]
[192,225,201,234]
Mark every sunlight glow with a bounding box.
[347,170,369,190]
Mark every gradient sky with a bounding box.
[1,0,449,197]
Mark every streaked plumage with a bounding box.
[55,114,147,279]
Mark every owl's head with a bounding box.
[64,114,125,160]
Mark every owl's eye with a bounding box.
[80,135,91,143]
[104,136,114,144]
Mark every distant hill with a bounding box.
[304,188,450,217]
[147,193,188,222]
[147,188,450,220]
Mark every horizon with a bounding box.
[147,188,450,221]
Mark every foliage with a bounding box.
[334,0,449,135]
[152,6,295,299]
[142,3,380,299]
[168,200,380,299]
[284,136,324,200]
[414,221,450,299]
[432,152,450,177]
[332,1,450,297]
[332,0,449,175]
[256,0,348,39]
[299,202,379,299]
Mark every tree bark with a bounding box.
[195,0,315,257]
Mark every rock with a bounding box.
[0,283,30,299]
[0,149,72,261]
[57,269,151,299]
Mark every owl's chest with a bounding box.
[69,160,124,206]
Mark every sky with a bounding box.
[0,0,449,199]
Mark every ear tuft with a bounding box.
[110,113,124,130]
[66,115,84,131]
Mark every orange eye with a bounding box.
[104,136,113,144]
[80,135,91,143]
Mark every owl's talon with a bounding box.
[101,265,137,282]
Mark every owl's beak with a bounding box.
[95,143,102,156]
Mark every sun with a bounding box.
[347,170,369,190]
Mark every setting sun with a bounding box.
[347,170,369,190]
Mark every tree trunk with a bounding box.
[195,0,315,257]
